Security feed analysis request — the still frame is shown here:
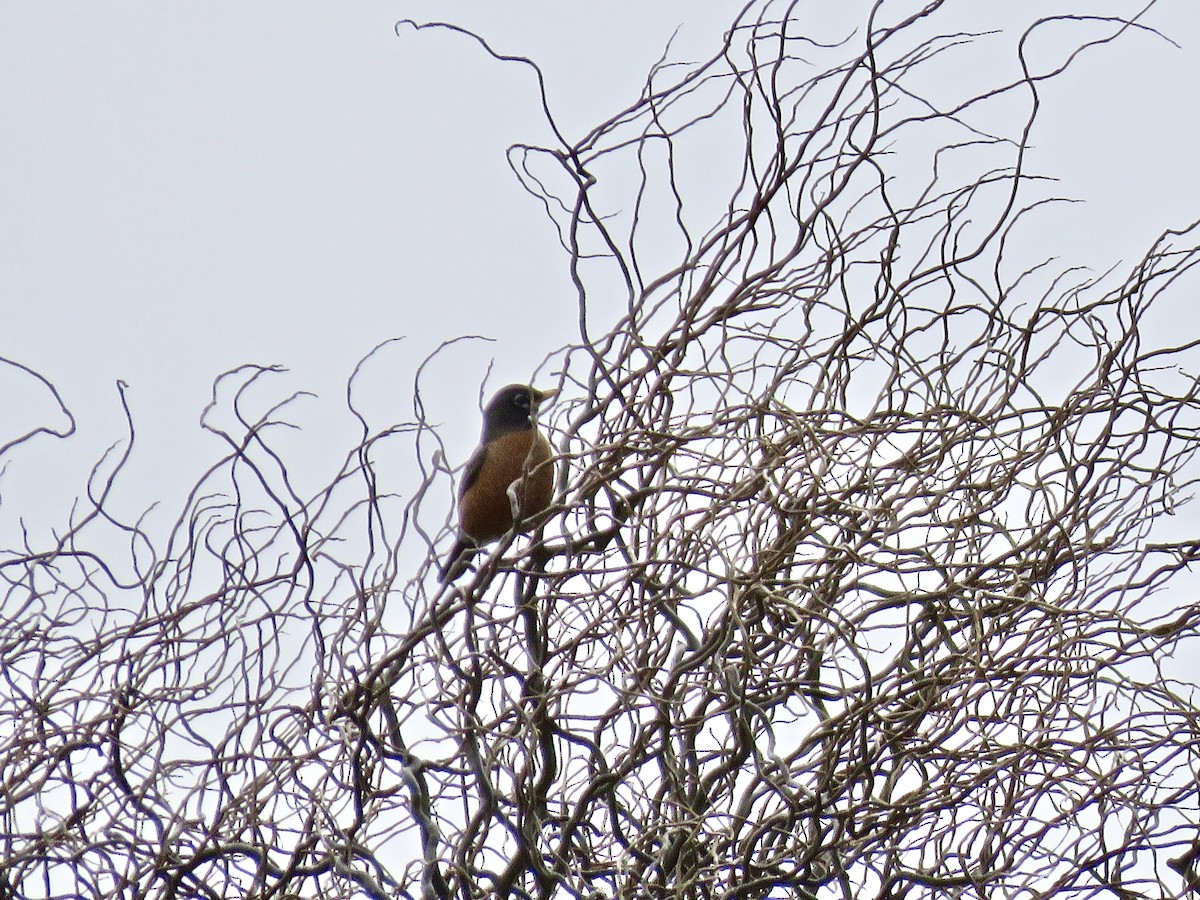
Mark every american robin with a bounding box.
[438,384,558,583]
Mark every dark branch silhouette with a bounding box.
[4,3,1200,898]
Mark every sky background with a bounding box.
[2,0,1198,540]
[2,6,1198,887]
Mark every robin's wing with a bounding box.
[458,443,488,500]
[438,444,489,584]
[438,537,476,583]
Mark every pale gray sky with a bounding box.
[3,5,1199,887]
[2,1,1198,530]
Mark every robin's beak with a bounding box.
[531,388,558,406]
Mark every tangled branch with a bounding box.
[4,3,1200,899]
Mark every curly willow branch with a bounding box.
[3,3,1200,899]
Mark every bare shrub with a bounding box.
[4,3,1200,898]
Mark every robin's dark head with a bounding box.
[480,384,557,441]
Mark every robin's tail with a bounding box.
[438,538,476,583]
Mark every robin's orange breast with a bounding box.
[458,429,555,543]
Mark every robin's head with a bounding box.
[480,384,557,440]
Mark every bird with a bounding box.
[438,384,558,583]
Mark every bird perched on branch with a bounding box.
[438,384,558,583]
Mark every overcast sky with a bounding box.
[2,9,1198,889]
[2,1,1198,533]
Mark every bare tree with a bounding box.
[4,2,1200,898]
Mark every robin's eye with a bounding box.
[514,394,530,408]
